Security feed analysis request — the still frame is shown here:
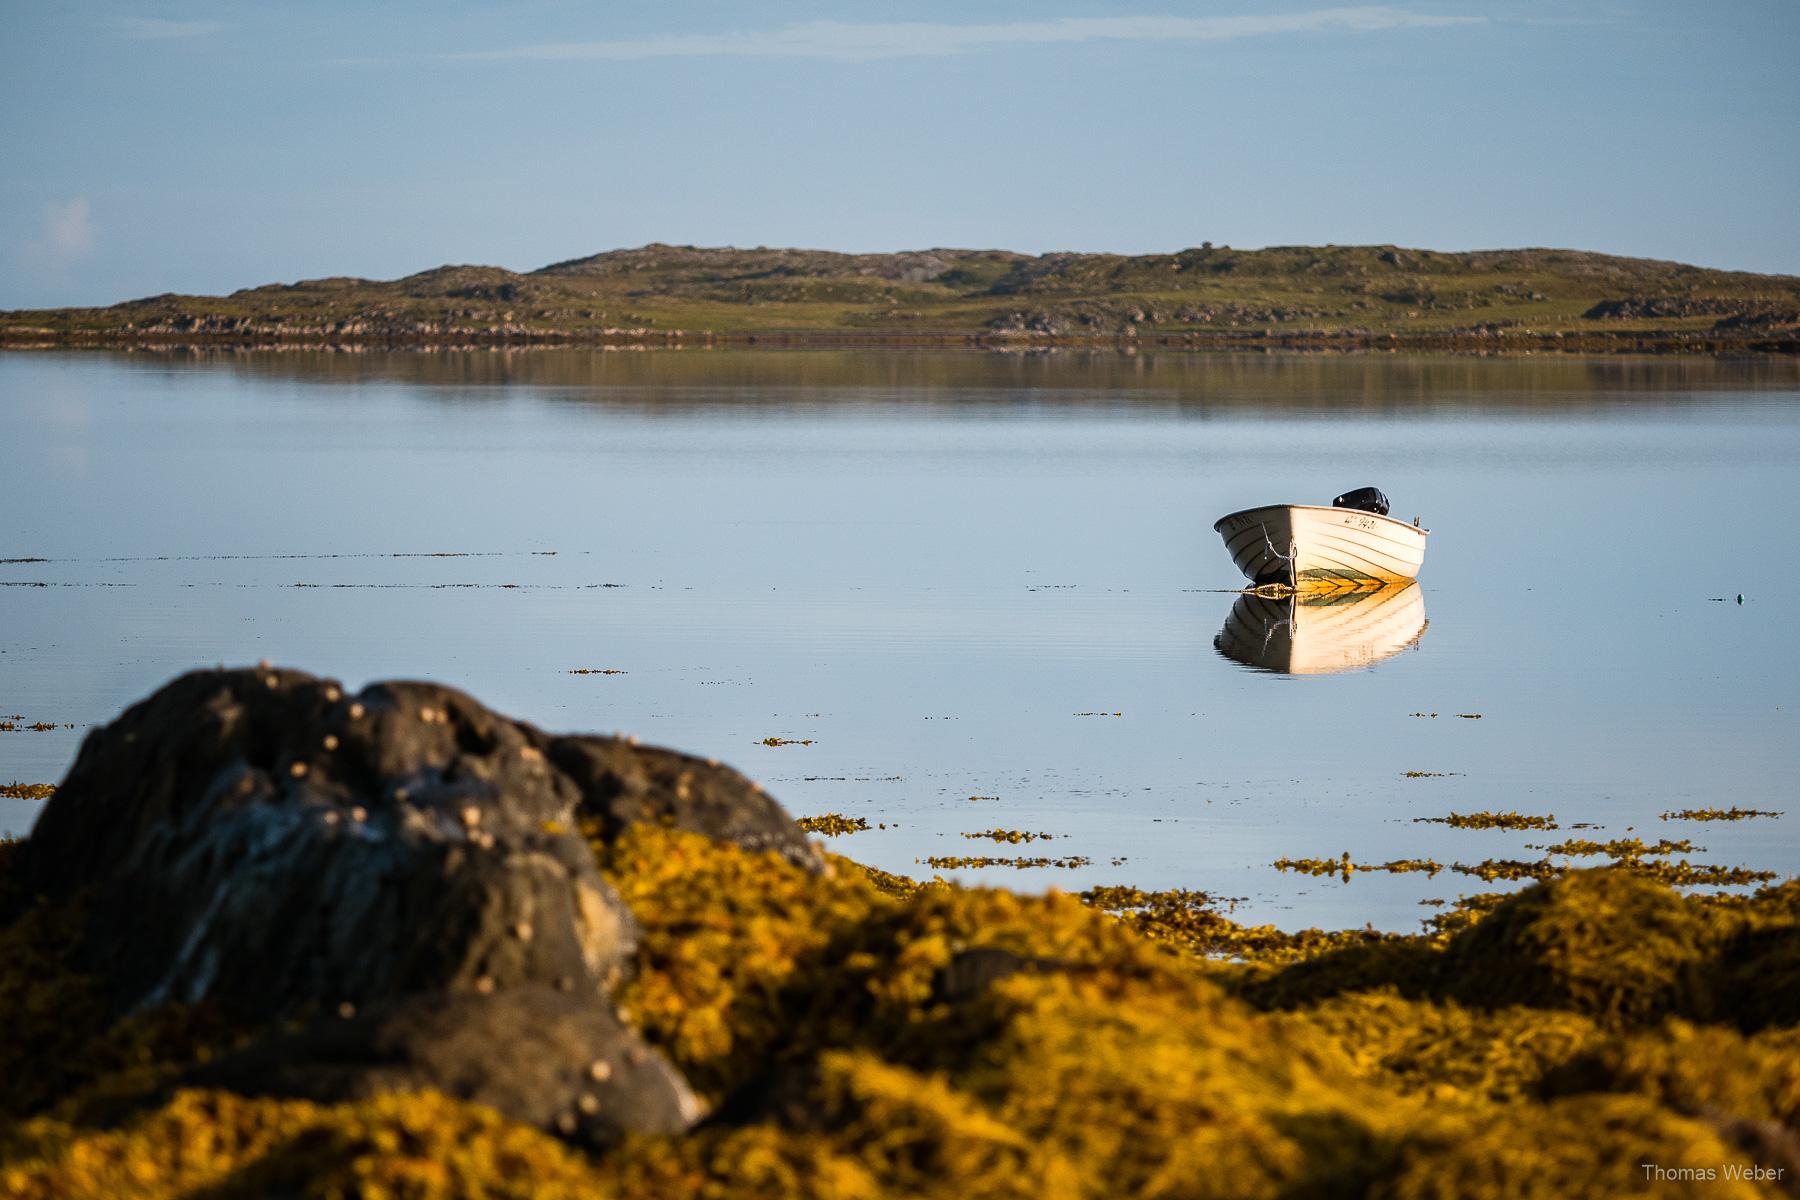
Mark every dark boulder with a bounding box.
[186,987,699,1149]
[16,666,817,1018]
[12,665,820,1141]
[18,668,627,1017]
[547,734,819,870]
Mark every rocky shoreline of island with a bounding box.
[5,326,1796,356]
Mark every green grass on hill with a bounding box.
[5,243,1798,348]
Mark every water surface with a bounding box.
[3,349,1796,930]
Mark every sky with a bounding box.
[3,1,1797,308]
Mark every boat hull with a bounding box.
[1214,580,1428,674]
[1214,504,1428,587]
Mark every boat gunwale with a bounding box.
[1212,503,1430,537]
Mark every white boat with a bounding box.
[1214,581,1428,674]
[1214,498,1428,588]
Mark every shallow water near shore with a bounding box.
[2,348,1797,931]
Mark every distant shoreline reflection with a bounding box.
[1214,582,1428,675]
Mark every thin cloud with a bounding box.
[118,17,225,41]
[442,9,1483,64]
[43,199,98,260]
[14,197,99,288]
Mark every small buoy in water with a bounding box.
[1738,594,1745,605]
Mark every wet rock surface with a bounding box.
[20,668,610,1016]
[16,666,814,1018]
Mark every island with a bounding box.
[4,243,1798,353]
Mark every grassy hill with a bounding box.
[5,243,1799,350]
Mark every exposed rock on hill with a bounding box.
[537,242,1025,285]
[1584,296,1770,320]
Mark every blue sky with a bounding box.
[3,1,1796,307]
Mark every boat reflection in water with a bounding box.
[1214,581,1428,675]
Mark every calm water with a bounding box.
[3,349,1797,931]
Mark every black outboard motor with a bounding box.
[1332,486,1390,516]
